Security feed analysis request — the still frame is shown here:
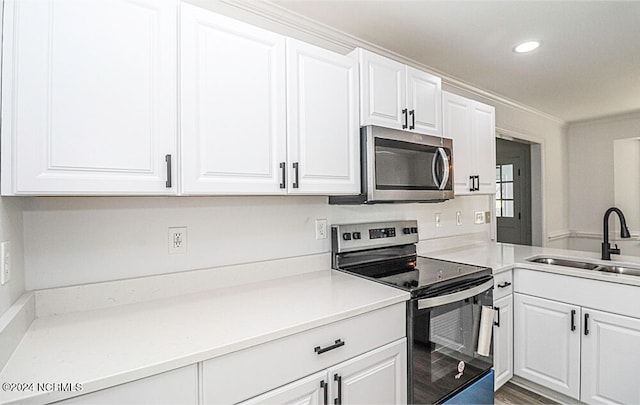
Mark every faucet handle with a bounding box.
[611,244,621,255]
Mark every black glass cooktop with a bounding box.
[342,255,491,298]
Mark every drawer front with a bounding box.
[493,270,513,300]
[201,303,406,404]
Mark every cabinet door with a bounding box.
[1,0,177,195]
[493,294,513,390]
[472,102,496,194]
[514,294,581,399]
[328,339,407,405]
[55,365,198,405]
[180,4,287,195]
[406,66,441,136]
[358,49,406,130]
[286,39,359,195]
[239,371,327,405]
[581,308,640,405]
[442,91,474,195]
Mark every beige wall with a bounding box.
[568,112,640,255]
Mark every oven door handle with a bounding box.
[417,279,494,309]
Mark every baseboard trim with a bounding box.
[510,376,582,405]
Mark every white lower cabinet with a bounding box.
[240,340,407,405]
[514,293,581,399]
[513,268,640,404]
[202,303,406,404]
[580,308,640,405]
[492,294,513,390]
[54,365,198,404]
[492,270,513,391]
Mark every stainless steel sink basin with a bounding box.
[595,265,640,277]
[527,257,600,270]
[526,256,640,277]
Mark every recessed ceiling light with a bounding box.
[513,40,542,54]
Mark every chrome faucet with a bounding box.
[602,207,631,260]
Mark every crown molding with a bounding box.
[219,0,565,126]
[567,109,640,127]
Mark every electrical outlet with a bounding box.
[168,227,187,254]
[315,219,328,240]
[435,213,441,228]
[474,212,485,224]
[0,241,10,285]
[456,211,463,226]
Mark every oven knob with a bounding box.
[411,227,418,234]
[342,233,351,241]
[352,232,361,240]
[403,281,412,288]
[411,280,419,287]
[403,227,411,234]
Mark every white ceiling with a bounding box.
[271,1,640,123]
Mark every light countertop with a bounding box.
[0,270,408,404]
[421,242,640,287]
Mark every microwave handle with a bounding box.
[433,147,450,190]
[418,279,493,309]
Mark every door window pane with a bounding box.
[501,164,513,181]
[495,164,514,218]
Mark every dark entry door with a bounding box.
[496,138,531,245]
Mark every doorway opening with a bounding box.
[496,138,533,245]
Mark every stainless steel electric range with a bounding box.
[332,220,494,405]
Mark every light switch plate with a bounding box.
[435,213,441,228]
[474,212,485,224]
[456,211,462,226]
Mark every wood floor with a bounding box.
[495,382,560,405]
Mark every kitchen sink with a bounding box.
[596,265,640,277]
[526,256,640,277]
[526,257,600,270]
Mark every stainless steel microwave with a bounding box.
[330,126,453,204]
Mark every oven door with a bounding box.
[408,278,494,405]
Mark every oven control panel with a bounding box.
[331,220,419,253]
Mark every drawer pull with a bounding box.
[314,339,345,355]
[497,281,512,288]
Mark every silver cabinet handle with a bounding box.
[418,279,493,309]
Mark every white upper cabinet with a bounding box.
[406,66,442,135]
[180,6,359,195]
[356,49,441,136]
[180,3,287,195]
[442,91,496,195]
[1,0,177,195]
[286,38,359,195]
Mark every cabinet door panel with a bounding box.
[328,339,407,405]
[442,92,474,195]
[406,66,441,136]
[2,0,177,195]
[514,294,581,399]
[581,308,640,405]
[493,294,513,390]
[180,4,286,194]
[472,102,496,194]
[239,371,326,405]
[359,50,406,129]
[286,39,359,195]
